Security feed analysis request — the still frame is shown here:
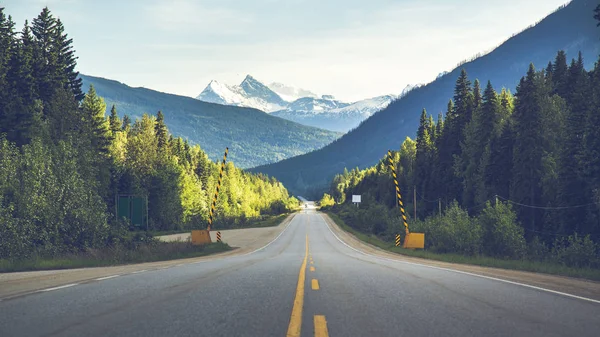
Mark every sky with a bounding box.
[4,0,571,102]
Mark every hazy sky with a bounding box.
[4,0,570,102]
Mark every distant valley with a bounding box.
[80,74,341,168]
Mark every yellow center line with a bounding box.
[286,233,309,337]
[314,315,329,337]
[311,279,320,290]
[310,266,315,272]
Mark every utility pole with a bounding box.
[413,186,417,220]
[438,198,442,217]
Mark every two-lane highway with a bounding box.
[1,207,599,336]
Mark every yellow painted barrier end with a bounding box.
[403,233,424,249]
[191,230,212,245]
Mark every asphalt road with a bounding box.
[1,207,599,337]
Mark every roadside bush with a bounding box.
[478,202,526,259]
[319,193,335,208]
[551,233,599,268]
[432,201,482,255]
[527,236,550,261]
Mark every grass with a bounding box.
[325,212,600,281]
[145,213,291,237]
[0,241,231,273]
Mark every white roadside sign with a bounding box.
[352,195,361,203]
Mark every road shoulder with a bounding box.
[0,213,297,300]
[320,212,600,302]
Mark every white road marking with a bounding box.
[320,213,600,305]
[94,275,120,281]
[37,283,78,292]
[130,269,147,274]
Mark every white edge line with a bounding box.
[37,283,79,292]
[95,275,120,281]
[320,213,600,305]
[130,269,147,274]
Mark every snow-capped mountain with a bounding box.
[328,95,397,117]
[267,82,319,102]
[196,75,287,112]
[196,75,396,132]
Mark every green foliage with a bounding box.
[319,193,335,208]
[551,234,599,268]
[477,202,526,259]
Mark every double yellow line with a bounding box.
[287,219,329,337]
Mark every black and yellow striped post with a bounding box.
[395,234,401,247]
[388,150,409,236]
[207,147,229,232]
[216,231,222,243]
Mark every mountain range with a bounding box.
[196,75,397,132]
[251,0,600,197]
[79,74,341,169]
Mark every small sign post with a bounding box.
[352,195,361,208]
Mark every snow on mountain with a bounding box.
[328,95,396,117]
[196,75,286,112]
[196,75,396,132]
[283,96,349,115]
[267,82,319,102]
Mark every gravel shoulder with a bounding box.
[321,212,600,301]
[0,213,296,300]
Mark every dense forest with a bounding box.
[0,7,297,259]
[323,47,600,267]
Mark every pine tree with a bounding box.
[108,105,121,134]
[53,18,83,101]
[551,50,569,98]
[122,114,131,131]
[155,110,168,149]
[557,52,592,234]
[582,55,600,237]
[416,109,435,214]
[81,85,110,154]
[463,81,501,207]
[0,11,17,140]
[31,7,59,104]
[511,64,545,237]
[4,20,39,145]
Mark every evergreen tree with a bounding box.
[510,64,546,237]
[557,53,590,234]
[81,85,110,154]
[0,9,16,137]
[155,110,168,150]
[53,18,83,101]
[415,109,435,214]
[462,81,501,207]
[108,105,121,134]
[582,56,600,236]
[122,114,131,131]
[551,50,569,97]
[31,7,59,104]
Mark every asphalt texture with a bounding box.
[1,207,599,337]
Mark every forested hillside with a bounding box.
[253,0,600,196]
[79,74,341,169]
[323,48,600,267]
[0,7,297,259]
